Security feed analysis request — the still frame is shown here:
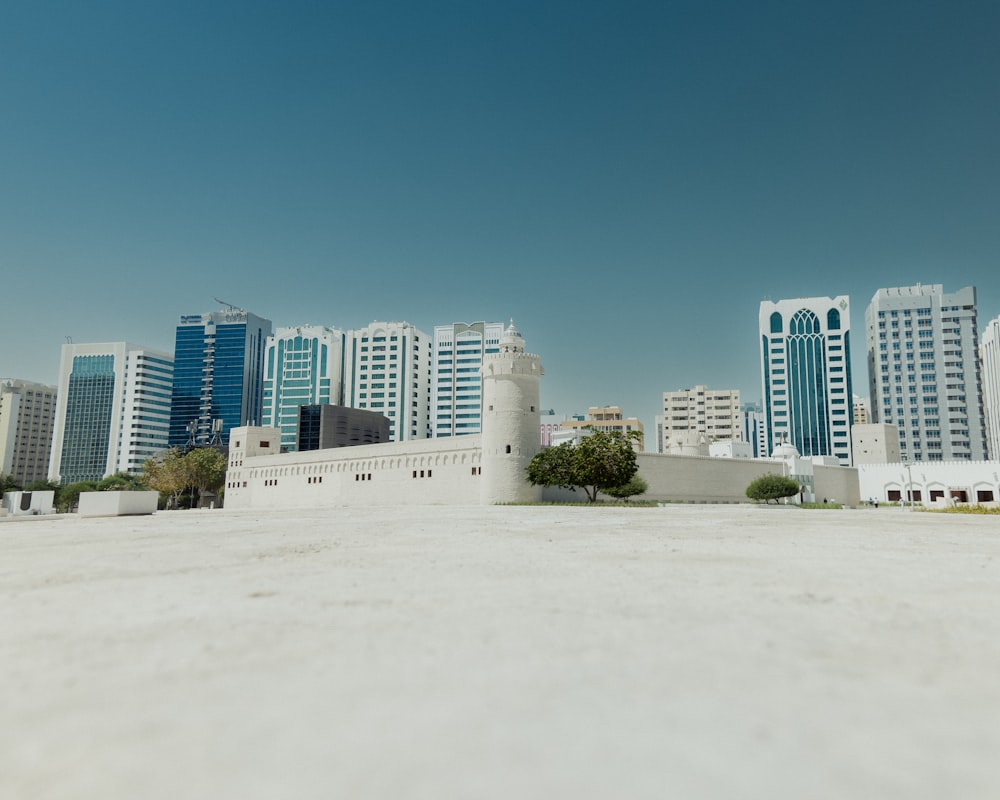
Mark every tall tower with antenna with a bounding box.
[168,302,273,447]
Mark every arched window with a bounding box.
[827,308,841,330]
[770,312,782,333]
[790,309,820,335]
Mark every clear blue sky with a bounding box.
[3,1,999,439]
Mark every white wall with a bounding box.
[226,433,485,509]
[858,461,1000,506]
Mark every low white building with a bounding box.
[858,461,1000,506]
[709,440,754,459]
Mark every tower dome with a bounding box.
[499,320,525,353]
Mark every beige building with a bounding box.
[852,395,870,425]
[557,407,643,448]
[656,386,741,454]
[0,379,57,486]
[851,423,901,465]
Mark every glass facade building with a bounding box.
[48,342,174,483]
[759,296,854,465]
[262,326,346,451]
[168,309,272,447]
[431,322,503,438]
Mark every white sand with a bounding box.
[2,504,999,800]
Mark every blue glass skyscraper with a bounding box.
[168,308,272,447]
[759,296,854,465]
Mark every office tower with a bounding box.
[431,321,504,438]
[344,321,430,442]
[866,285,987,462]
[741,401,768,459]
[655,385,742,453]
[168,307,272,448]
[262,325,347,451]
[48,342,174,483]
[978,314,1000,459]
[0,379,57,486]
[759,296,854,464]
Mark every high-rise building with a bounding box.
[0,379,58,486]
[978,314,1000,460]
[655,385,741,454]
[344,321,430,442]
[49,342,174,483]
[168,308,272,448]
[741,401,767,459]
[262,325,347,451]
[431,321,504,438]
[759,296,854,464]
[866,284,987,462]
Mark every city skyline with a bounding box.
[3,2,1000,436]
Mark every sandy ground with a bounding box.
[2,504,999,800]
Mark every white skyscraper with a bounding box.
[262,325,347,451]
[344,321,430,442]
[866,284,987,462]
[432,322,505,438]
[980,314,1000,459]
[759,296,854,464]
[49,342,174,483]
[655,385,741,453]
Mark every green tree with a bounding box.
[58,481,99,512]
[184,447,227,507]
[526,429,640,503]
[97,472,148,491]
[745,474,800,504]
[604,474,649,502]
[25,479,60,493]
[0,473,22,494]
[144,449,190,509]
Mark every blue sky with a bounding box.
[3,1,999,438]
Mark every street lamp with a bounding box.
[903,461,914,511]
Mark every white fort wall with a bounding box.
[544,454,860,505]
[226,430,484,510]
[227,430,863,508]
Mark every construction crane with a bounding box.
[214,297,243,312]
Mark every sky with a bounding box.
[3,0,999,444]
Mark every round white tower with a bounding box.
[480,321,544,504]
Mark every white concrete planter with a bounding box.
[78,491,159,518]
